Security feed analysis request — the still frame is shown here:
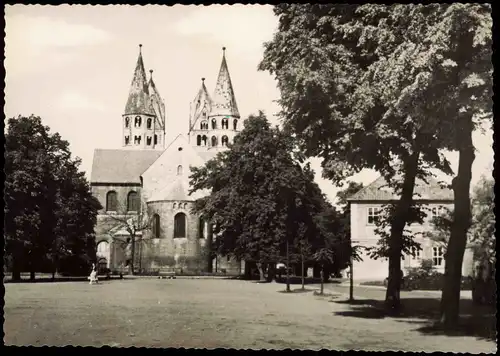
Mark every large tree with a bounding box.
[259,4,491,317]
[4,115,101,280]
[189,112,328,285]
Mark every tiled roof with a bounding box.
[210,48,240,118]
[91,149,163,184]
[124,48,154,116]
[189,79,212,132]
[347,175,453,202]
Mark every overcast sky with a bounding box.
[5,5,494,204]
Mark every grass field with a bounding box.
[4,278,496,352]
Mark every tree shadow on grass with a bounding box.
[333,297,497,342]
[277,287,316,294]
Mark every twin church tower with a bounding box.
[121,44,241,153]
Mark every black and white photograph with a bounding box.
[3,4,495,352]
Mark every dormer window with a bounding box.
[177,165,183,176]
[147,118,152,129]
[134,116,142,128]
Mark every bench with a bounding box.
[158,271,176,279]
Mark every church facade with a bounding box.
[91,45,243,275]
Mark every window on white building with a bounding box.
[411,247,422,260]
[367,207,382,225]
[430,206,444,219]
[432,246,444,266]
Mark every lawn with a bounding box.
[4,278,496,352]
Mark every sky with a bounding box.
[4,5,494,204]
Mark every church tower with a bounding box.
[122,44,166,150]
[189,47,241,152]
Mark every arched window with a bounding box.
[200,121,208,130]
[146,136,152,145]
[135,116,142,128]
[147,118,152,129]
[211,118,217,130]
[125,117,130,128]
[174,213,187,238]
[222,118,229,129]
[233,119,238,130]
[197,135,202,146]
[177,165,183,176]
[152,214,160,239]
[127,191,139,212]
[202,135,208,146]
[125,136,130,145]
[106,191,117,211]
[221,135,229,146]
[173,203,177,209]
[211,136,218,147]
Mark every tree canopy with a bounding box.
[259,3,492,315]
[189,112,338,268]
[4,115,101,279]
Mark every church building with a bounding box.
[91,45,243,275]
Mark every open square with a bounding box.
[4,278,496,352]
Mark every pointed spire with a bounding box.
[210,47,240,118]
[124,44,153,115]
[189,77,212,131]
[148,69,165,128]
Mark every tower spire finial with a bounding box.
[150,69,153,80]
[202,77,205,82]
[222,46,226,55]
[139,44,142,53]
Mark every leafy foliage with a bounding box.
[189,112,340,268]
[260,4,492,312]
[4,115,101,278]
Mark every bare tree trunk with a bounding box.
[301,254,305,290]
[441,114,475,328]
[129,235,136,275]
[286,239,291,292]
[385,151,420,313]
[349,258,354,302]
[320,267,324,295]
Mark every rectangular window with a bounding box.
[125,136,130,145]
[432,246,444,266]
[134,135,141,145]
[411,247,421,260]
[146,136,152,146]
[154,134,158,145]
[367,207,382,225]
[430,206,443,219]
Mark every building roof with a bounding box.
[189,78,213,132]
[91,148,163,184]
[124,45,154,116]
[347,175,454,202]
[210,47,240,118]
[148,70,166,128]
